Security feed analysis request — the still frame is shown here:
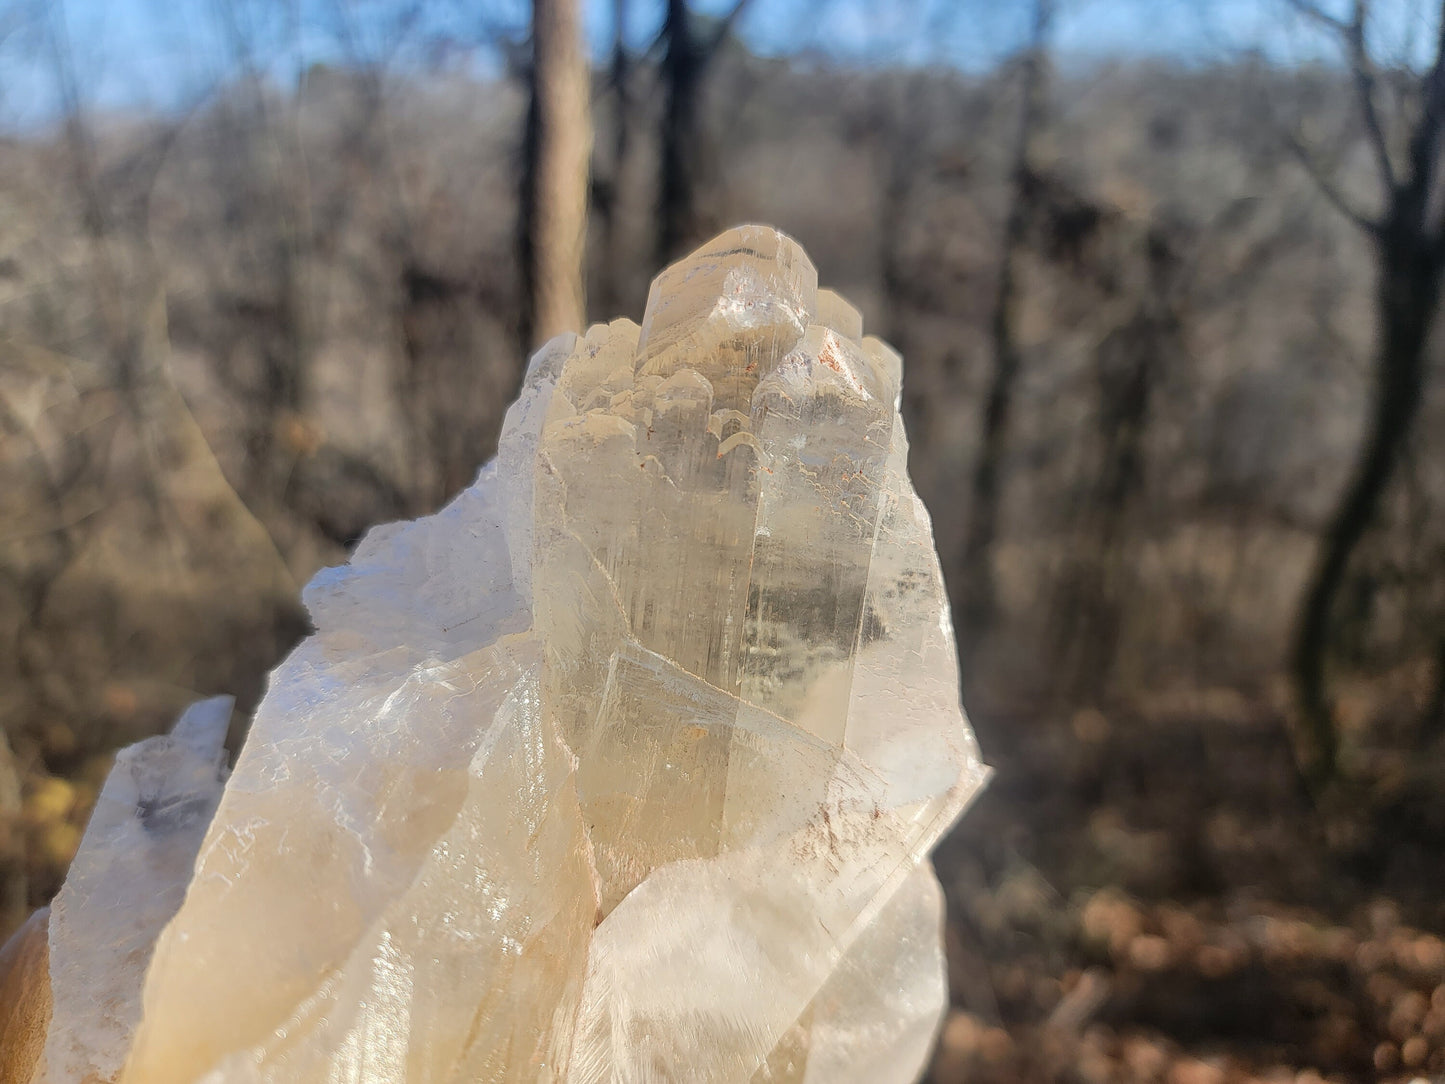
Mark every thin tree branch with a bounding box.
[1285,0,1397,192]
[1348,1,1398,191]
[1283,129,1382,234]
[646,0,751,67]
[1283,0,1350,34]
[708,0,753,54]
[1418,0,1445,253]
[1425,0,1445,105]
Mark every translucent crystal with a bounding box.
[27,226,987,1084]
[44,697,232,1084]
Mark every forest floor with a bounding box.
[929,684,1445,1084]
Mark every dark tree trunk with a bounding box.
[1282,0,1445,783]
[654,0,749,266]
[957,0,1054,659]
[596,0,631,312]
[1291,226,1439,778]
[657,0,702,266]
[1424,634,1445,741]
[1055,307,1171,701]
[518,57,541,355]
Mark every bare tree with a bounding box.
[655,0,750,265]
[1279,0,1445,780]
[203,0,319,513]
[594,0,633,313]
[519,0,592,352]
[957,0,1055,660]
[1050,220,1186,702]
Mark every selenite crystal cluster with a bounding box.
[17,226,989,1084]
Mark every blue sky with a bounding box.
[0,0,1429,130]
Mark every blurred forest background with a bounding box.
[3,0,1445,1080]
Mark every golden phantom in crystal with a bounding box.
[19,226,988,1084]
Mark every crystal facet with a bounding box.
[24,226,988,1084]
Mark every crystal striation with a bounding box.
[25,225,989,1084]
